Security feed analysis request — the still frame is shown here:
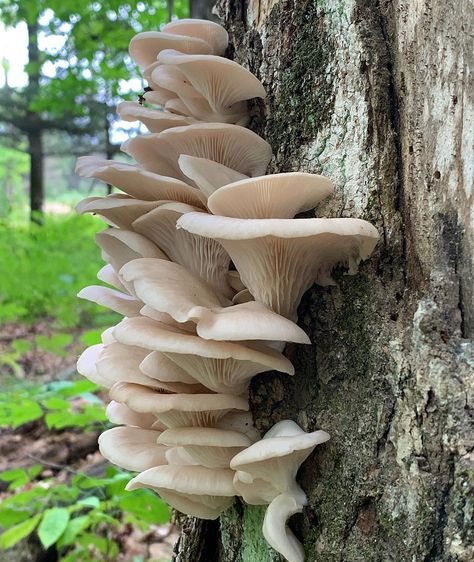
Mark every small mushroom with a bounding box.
[98,426,168,472]
[162,19,228,55]
[77,285,142,317]
[126,464,235,519]
[105,400,157,429]
[157,427,252,468]
[117,101,197,133]
[263,494,305,562]
[177,213,379,320]
[76,195,161,229]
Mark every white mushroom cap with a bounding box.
[126,464,235,519]
[105,400,157,429]
[109,381,248,428]
[140,351,200,385]
[156,50,266,122]
[177,214,380,319]
[165,446,200,466]
[117,101,197,133]
[101,326,116,344]
[132,205,232,298]
[97,264,126,291]
[120,258,309,343]
[98,427,168,472]
[77,343,102,383]
[76,195,161,229]
[121,124,272,182]
[178,155,248,197]
[217,411,260,443]
[207,173,334,219]
[162,19,228,55]
[76,156,206,208]
[263,494,305,562]
[129,31,212,69]
[77,285,142,316]
[230,420,330,505]
[158,427,252,468]
[112,316,294,394]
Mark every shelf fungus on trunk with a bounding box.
[75,16,380,562]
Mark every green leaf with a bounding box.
[80,329,103,346]
[57,515,91,547]
[0,513,41,549]
[76,496,100,508]
[37,507,70,549]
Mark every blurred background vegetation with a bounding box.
[0,1,213,560]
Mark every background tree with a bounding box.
[174,1,473,561]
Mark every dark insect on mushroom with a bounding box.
[138,86,153,105]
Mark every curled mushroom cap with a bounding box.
[77,285,142,317]
[263,494,305,562]
[76,195,161,229]
[76,156,206,208]
[158,427,252,468]
[98,426,167,472]
[133,205,232,298]
[155,50,266,123]
[208,173,334,219]
[105,400,157,429]
[122,124,272,182]
[129,31,212,69]
[113,316,294,394]
[162,19,228,55]
[177,214,380,320]
[116,101,197,133]
[230,420,330,505]
[126,464,235,519]
[178,155,248,197]
[109,382,248,428]
[120,258,309,343]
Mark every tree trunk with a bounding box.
[175,1,473,561]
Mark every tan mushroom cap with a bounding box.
[208,173,334,219]
[230,420,330,505]
[129,31,212,69]
[132,205,232,298]
[139,305,196,333]
[177,213,380,320]
[105,400,157,429]
[117,101,197,133]
[165,446,200,466]
[109,381,248,428]
[263,494,305,562]
[76,156,206,208]
[121,123,272,182]
[101,326,116,344]
[157,50,266,119]
[76,195,161,229]
[158,427,252,468]
[178,155,248,197]
[98,427,168,472]
[121,258,308,343]
[126,464,235,519]
[97,263,126,291]
[113,316,294,394]
[163,19,228,55]
[77,285,142,316]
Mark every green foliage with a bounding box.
[0,379,107,430]
[0,464,170,559]
[0,213,113,327]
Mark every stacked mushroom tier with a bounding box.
[75,18,379,562]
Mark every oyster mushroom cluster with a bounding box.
[75,18,379,562]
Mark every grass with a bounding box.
[0,213,110,328]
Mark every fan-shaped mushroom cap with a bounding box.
[156,50,266,122]
[263,494,304,562]
[208,173,334,219]
[98,427,168,472]
[76,156,206,208]
[122,124,272,182]
[76,195,161,229]
[109,381,248,428]
[129,31,212,69]
[177,214,380,320]
[165,446,200,466]
[101,326,116,344]
[97,264,126,291]
[178,155,247,197]
[163,19,228,55]
[77,343,102,383]
[158,427,252,468]
[117,101,197,133]
[140,351,199,385]
[132,205,231,298]
[77,285,142,316]
[126,464,235,519]
[230,420,330,505]
[121,258,308,343]
[113,316,294,394]
[139,306,196,333]
[105,400,157,429]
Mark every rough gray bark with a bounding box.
[175,1,473,561]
